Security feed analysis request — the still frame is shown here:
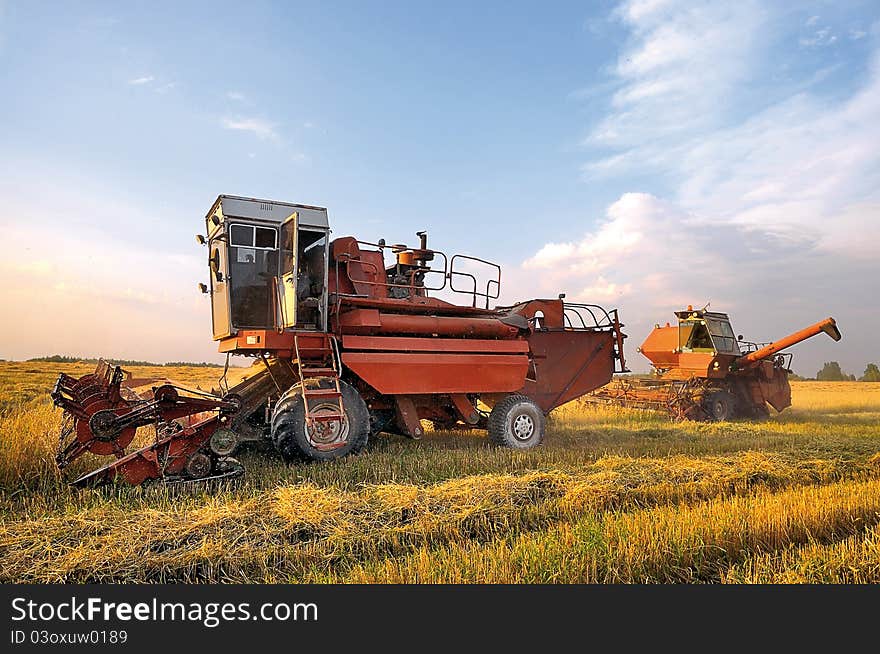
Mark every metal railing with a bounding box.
[448,254,501,309]
[561,303,617,331]
[740,340,793,370]
[335,240,502,309]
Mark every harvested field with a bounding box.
[1,364,878,583]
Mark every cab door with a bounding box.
[209,233,232,339]
[279,211,298,328]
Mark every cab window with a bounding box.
[227,223,278,328]
[680,320,713,351]
[706,318,740,354]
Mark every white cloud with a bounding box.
[523,242,576,269]
[800,27,837,48]
[128,76,154,85]
[675,65,880,255]
[806,15,820,27]
[221,116,278,140]
[520,192,744,306]
[580,276,632,299]
[617,0,676,24]
[580,1,880,257]
[522,1,880,375]
[226,91,246,101]
[526,193,654,276]
[850,29,868,40]
[587,1,765,152]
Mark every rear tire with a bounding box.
[703,390,737,421]
[271,379,370,462]
[488,394,545,449]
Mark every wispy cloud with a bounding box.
[226,91,246,101]
[521,0,880,374]
[128,76,154,85]
[586,1,765,153]
[578,0,879,255]
[800,27,837,48]
[221,116,278,140]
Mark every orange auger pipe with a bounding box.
[738,317,841,366]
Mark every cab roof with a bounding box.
[206,194,329,229]
[674,309,732,322]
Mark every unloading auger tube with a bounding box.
[51,360,244,487]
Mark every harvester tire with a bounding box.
[702,390,737,421]
[488,394,545,449]
[271,380,370,462]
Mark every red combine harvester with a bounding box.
[52,195,627,486]
[588,306,841,421]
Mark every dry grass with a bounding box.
[723,524,880,583]
[334,477,880,583]
[1,363,879,583]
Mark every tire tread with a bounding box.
[487,394,545,448]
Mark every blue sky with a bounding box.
[1,1,878,375]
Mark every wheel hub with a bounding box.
[512,413,535,441]
[185,452,212,478]
[306,404,350,450]
[89,409,120,441]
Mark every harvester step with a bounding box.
[301,367,336,376]
[304,388,342,398]
[297,346,333,356]
[308,413,345,422]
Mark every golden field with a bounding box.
[1,361,879,583]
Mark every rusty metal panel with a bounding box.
[501,299,566,328]
[341,352,528,394]
[375,313,518,338]
[337,308,382,331]
[341,335,529,353]
[755,361,792,412]
[218,329,331,355]
[523,330,616,412]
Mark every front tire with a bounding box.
[271,379,370,461]
[487,394,545,449]
[702,390,737,421]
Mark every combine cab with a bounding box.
[589,306,841,421]
[52,195,627,487]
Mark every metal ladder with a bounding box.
[292,334,346,438]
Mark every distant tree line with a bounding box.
[27,355,224,368]
[790,362,880,382]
